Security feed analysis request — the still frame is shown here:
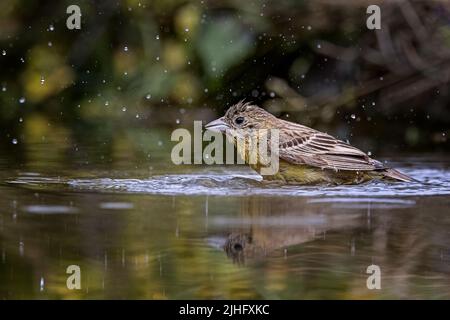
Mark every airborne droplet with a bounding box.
[40,277,45,292]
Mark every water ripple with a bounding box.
[7,168,450,197]
[66,168,450,197]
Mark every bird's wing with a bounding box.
[277,126,384,171]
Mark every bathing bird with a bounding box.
[205,101,413,185]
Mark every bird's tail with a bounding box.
[382,168,415,182]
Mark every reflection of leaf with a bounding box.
[197,18,254,77]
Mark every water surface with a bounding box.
[1,145,449,299]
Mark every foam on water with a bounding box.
[16,167,447,197]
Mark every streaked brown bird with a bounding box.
[205,101,413,185]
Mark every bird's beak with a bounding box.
[205,117,229,133]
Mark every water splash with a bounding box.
[67,168,450,197]
[8,167,450,197]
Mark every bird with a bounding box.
[205,100,413,185]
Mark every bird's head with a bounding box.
[205,101,277,133]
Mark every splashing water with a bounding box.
[8,167,450,197]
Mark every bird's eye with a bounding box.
[235,117,244,125]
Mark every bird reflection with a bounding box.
[214,197,362,264]
[223,233,255,265]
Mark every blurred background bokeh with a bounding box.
[1,0,449,169]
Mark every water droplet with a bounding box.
[270,92,275,98]
[19,97,26,104]
[123,46,128,52]
[156,56,160,61]
[19,117,23,123]
[104,101,109,106]
[48,41,52,47]
[122,106,127,112]
[176,119,180,124]
[155,35,160,40]
[49,24,54,31]
[350,114,356,119]
[350,239,356,256]
[145,94,151,100]
[185,28,189,32]
[12,138,18,145]
[2,50,6,56]
[367,151,372,156]
[317,43,321,49]
[135,114,140,119]
[40,277,45,291]
[19,241,24,256]
[40,76,45,85]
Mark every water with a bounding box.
[6,167,450,197]
[0,143,449,299]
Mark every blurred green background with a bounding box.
[1,0,449,167]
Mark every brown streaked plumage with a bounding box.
[205,101,413,185]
